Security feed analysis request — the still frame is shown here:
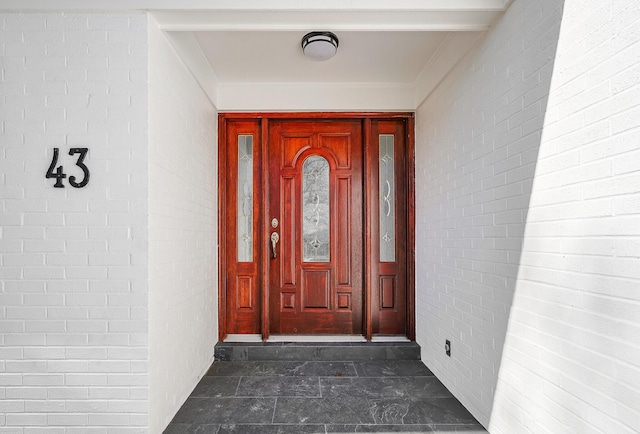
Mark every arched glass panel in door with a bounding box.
[302,155,330,262]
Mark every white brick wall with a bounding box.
[147,17,218,434]
[490,0,640,432]
[0,12,149,433]
[415,0,565,423]
[416,0,640,432]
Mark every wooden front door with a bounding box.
[219,113,414,340]
[268,120,363,335]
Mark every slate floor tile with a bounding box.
[386,346,422,360]
[274,397,375,424]
[317,346,389,361]
[165,355,487,434]
[369,398,480,425]
[162,423,194,434]
[163,423,221,434]
[320,377,409,398]
[432,425,488,433]
[205,361,357,378]
[287,361,357,377]
[249,346,320,361]
[401,377,454,398]
[171,397,275,424]
[205,361,302,377]
[217,424,326,433]
[191,377,240,397]
[186,425,220,434]
[327,424,435,432]
[237,376,321,397]
[354,360,434,377]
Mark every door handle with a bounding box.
[270,232,279,259]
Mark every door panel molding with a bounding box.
[269,120,363,336]
[218,112,415,342]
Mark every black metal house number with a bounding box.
[46,147,90,188]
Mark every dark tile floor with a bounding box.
[163,359,487,433]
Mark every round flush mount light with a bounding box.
[301,31,339,61]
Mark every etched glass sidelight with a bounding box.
[302,156,330,262]
[237,135,253,262]
[379,134,395,262]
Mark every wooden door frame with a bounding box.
[218,112,416,341]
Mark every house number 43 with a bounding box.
[46,147,90,188]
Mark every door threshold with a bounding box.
[267,335,367,343]
[223,334,367,343]
[224,334,262,343]
[223,334,411,343]
[371,335,411,342]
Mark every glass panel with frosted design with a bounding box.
[379,134,395,262]
[303,156,330,262]
[237,135,253,262]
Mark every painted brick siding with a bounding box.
[415,0,564,425]
[416,0,640,433]
[489,0,640,433]
[0,13,149,434]
[147,17,218,434]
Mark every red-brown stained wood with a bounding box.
[221,119,263,335]
[268,120,363,335]
[369,119,409,336]
[218,113,415,340]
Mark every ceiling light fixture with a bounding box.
[301,31,339,61]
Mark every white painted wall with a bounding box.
[0,12,149,432]
[415,0,564,422]
[416,0,640,432]
[148,16,218,434]
[490,0,640,432]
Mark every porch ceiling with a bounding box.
[1,0,511,110]
[153,3,509,111]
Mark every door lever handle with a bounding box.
[270,232,280,259]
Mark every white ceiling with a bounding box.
[192,31,449,85]
[0,0,511,110]
[153,4,510,111]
